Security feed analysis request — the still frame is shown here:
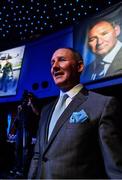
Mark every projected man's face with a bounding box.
[88,21,120,57]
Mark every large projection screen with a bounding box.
[74,2,122,87]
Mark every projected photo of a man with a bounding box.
[74,3,122,84]
[85,19,122,80]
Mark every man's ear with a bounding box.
[115,24,121,37]
[77,61,84,73]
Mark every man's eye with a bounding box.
[88,38,96,43]
[59,57,65,61]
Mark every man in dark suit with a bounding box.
[28,48,122,179]
[82,20,122,81]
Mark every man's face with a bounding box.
[88,21,120,56]
[51,48,83,91]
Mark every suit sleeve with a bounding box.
[28,113,42,179]
[99,97,122,179]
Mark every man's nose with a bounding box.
[96,37,103,45]
[52,61,60,68]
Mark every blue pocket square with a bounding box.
[70,110,88,123]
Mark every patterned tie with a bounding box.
[48,94,68,140]
[91,60,109,80]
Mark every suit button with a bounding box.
[42,157,48,162]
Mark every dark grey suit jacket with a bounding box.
[100,96,122,179]
[28,88,122,179]
[82,47,122,81]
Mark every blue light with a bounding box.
[7,114,11,135]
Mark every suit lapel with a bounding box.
[43,88,88,154]
[40,98,58,149]
[106,47,122,76]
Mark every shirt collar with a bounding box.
[103,40,122,64]
[60,84,83,99]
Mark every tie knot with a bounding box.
[62,93,68,100]
[59,93,68,105]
